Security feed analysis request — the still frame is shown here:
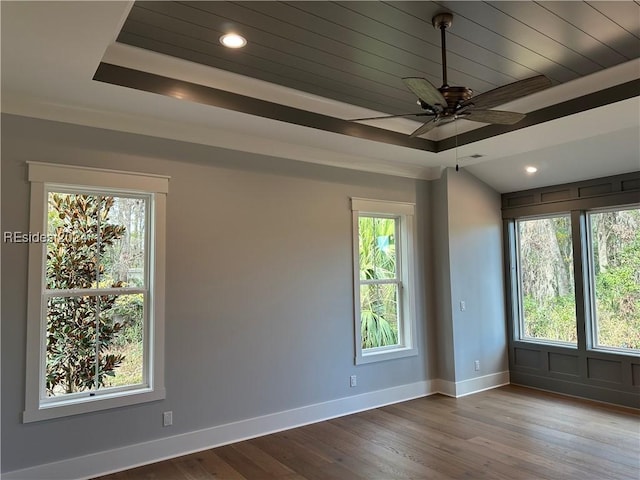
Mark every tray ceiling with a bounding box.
[115,1,640,119]
[2,1,639,191]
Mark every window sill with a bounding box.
[516,338,578,349]
[356,346,418,365]
[589,346,640,357]
[23,387,166,423]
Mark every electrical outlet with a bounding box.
[474,360,480,371]
[350,375,357,387]
[460,300,466,311]
[163,411,173,427]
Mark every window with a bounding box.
[510,202,640,356]
[351,198,417,364]
[24,162,168,422]
[587,207,640,353]
[515,214,577,345]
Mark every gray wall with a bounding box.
[1,114,509,473]
[447,169,509,381]
[432,169,509,383]
[1,114,433,472]
[430,172,455,382]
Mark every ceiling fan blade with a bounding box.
[409,119,438,137]
[350,112,434,122]
[462,75,551,110]
[464,110,526,125]
[402,77,446,108]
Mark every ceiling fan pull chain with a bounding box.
[455,115,459,172]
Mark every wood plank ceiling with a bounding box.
[116,1,640,118]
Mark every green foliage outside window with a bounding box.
[359,216,399,348]
[519,209,640,350]
[590,210,640,350]
[519,215,576,344]
[46,193,146,396]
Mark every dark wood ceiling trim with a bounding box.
[437,79,640,152]
[93,63,436,152]
[93,63,638,156]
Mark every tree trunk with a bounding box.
[596,215,609,272]
[547,219,571,296]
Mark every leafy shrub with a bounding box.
[46,194,127,395]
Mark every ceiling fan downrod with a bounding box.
[432,13,453,87]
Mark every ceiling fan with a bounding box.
[351,13,552,138]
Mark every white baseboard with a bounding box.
[435,371,510,398]
[3,381,434,480]
[3,375,508,480]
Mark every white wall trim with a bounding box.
[434,371,510,398]
[432,378,457,397]
[4,381,432,480]
[3,376,508,480]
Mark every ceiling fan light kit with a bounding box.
[351,13,552,138]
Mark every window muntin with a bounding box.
[25,162,167,422]
[351,198,417,364]
[587,207,640,353]
[516,214,577,345]
[43,189,149,401]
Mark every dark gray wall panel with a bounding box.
[504,174,640,408]
[502,171,640,217]
[579,183,613,197]
[587,358,623,384]
[549,352,579,376]
[622,178,640,191]
[510,371,640,409]
[540,189,571,203]
[514,347,541,369]
[632,363,640,387]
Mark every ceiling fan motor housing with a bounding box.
[439,86,473,113]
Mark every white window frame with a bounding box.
[24,162,169,422]
[585,206,640,355]
[351,198,418,364]
[513,213,578,347]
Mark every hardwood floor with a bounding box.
[94,385,639,480]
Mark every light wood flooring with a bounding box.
[94,385,639,480]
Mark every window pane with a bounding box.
[44,191,149,400]
[589,208,640,351]
[100,293,145,389]
[360,283,399,348]
[46,296,98,397]
[45,293,143,396]
[358,216,397,280]
[100,196,147,288]
[47,193,100,289]
[517,216,577,344]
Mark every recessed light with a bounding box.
[525,166,538,174]
[219,33,247,48]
